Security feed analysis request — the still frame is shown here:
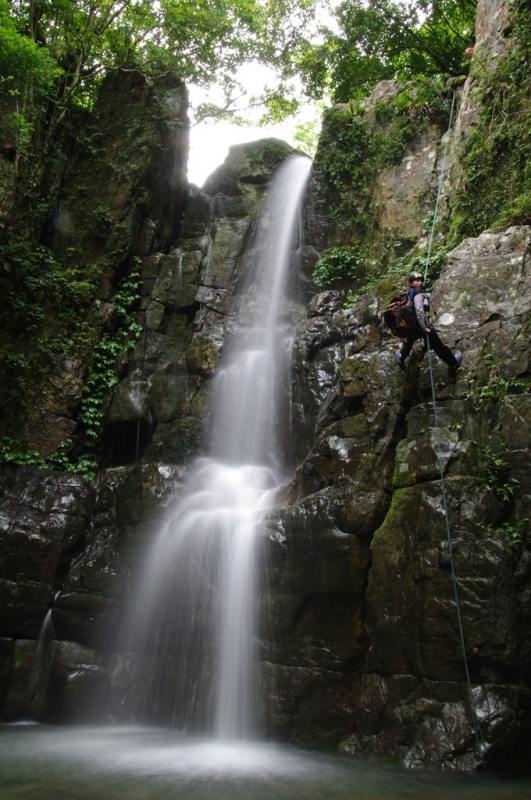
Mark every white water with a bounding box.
[211,157,312,466]
[113,156,312,739]
[4,725,529,800]
[28,609,54,709]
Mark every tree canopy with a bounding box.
[0,0,479,167]
[297,0,477,102]
[0,0,316,170]
[0,0,479,208]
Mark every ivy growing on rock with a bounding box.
[0,235,95,334]
[0,258,143,478]
[78,259,143,449]
[312,245,366,287]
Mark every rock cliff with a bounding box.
[1,0,531,774]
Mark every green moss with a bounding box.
[373,273,405,305]
[356,453,378,487]
[339,413,370,439]
[249,140,294,171]
[371,487,413,547]
[14,646,32,665]
[338,356,371,385]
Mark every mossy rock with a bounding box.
[202,138,301,196]
[185,339,219,376]
[371,487,413,548]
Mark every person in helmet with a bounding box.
[396,272,461,368]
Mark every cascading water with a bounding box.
[110,155,312,739]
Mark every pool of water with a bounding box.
[1,725,530,800]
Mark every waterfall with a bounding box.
[111,155,311,740]
[28,609,54,713]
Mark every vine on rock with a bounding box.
[78,259,143,448]
[0,259,143,479]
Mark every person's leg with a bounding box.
[426,328,457,367]
[397,333,417,363]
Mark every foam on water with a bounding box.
[1,725,528,800]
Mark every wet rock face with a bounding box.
[102,139,302,467]
[0,139,308,725]
[0,468,94,640]
[255,223,531,768]
[0,461,185,721]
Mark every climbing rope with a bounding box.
[423,90,490,772]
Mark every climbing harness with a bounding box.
[423,90,490,772]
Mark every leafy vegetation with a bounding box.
[78,260,142,450]
[1,0,315,182]
[0,235,95,335]
[311,81,454,294]
[314,102,417,230]
[489,517,531,547]
[451,0,531,236]
[481,446,519,504]
[312,246,366,287]
[463,348,527,411]
[0,258,142,477]
[0,435,98,478]
[296,0,476,102]
[0,233,100,429]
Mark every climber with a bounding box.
[396,272,461,368]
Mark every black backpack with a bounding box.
[383,292,418,337]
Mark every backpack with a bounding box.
[383,291,418,337]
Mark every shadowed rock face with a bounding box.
[0,469,95,639]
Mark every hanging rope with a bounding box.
[422,90,490,772]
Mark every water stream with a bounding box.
[109,155,312,736]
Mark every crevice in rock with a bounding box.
[101,418,153,468]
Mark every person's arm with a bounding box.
[413,292,430,333]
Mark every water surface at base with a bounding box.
[1,726,530,800]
